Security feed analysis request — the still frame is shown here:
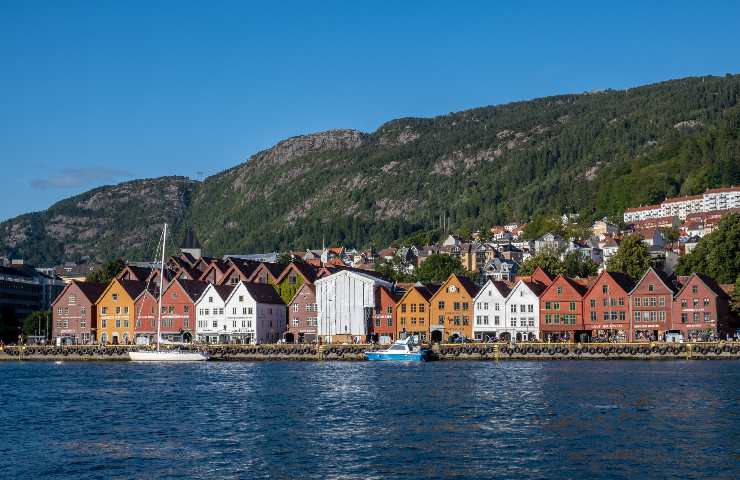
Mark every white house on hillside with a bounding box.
[316,269,393,342]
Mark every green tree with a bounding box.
[606,234,653,279]
[22,311,50,338]
[519,251,564,277]
[415,254,463,283]
[374,256,415,283]
[277,252,302,264]
[86,259,126,283]
[562,251,599,278]
[731,275,740,316]
[676,214,740,283]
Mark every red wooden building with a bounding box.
[51,280,107,344]
[160,279,208,342]
[370,286,403,344]
[539,274,589,342]
[628,268,676,341]
[671,273,733,341]
[583,271,636,342]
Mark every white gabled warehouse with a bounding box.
[472,280,511,341]
[194,284,234,343]
[222,281,286,344]
[504,280,546,342]
[316,269,393,342]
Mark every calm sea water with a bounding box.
[1,360,738,480]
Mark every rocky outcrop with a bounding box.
[250,129,370,168]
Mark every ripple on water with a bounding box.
[1,360,739,479]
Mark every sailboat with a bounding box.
[129,223,208,362]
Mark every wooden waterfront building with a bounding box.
[428,273,480,342]
[51,280,107,344]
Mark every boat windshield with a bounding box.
[388,344,407,351]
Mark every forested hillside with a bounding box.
[2,74,740,264]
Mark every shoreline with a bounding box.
[2,342,739,362]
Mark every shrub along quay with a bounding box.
[2,342,740,361]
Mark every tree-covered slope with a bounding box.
[2,74,740,264]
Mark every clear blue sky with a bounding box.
[2,0,739,221]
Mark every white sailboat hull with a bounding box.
[128,351,209,362]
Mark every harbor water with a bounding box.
[1,360,739,479]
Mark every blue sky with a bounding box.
[1,0,739,221]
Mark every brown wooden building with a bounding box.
[369,286,403,343]
[51,280,107,344]
[395,283,441,342]
[285,283,318,343]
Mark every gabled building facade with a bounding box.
[285,283,318,343]
[96,279,146,344]
[583,271,635,342]
[472,280,510,341]
[428,273,480,342]
[370,286,402,344]
[628,268,675,341]
[395,283,440,342]
[671,273,732,341]
[539,275,588,342]
[51,280,106,344]
[222,282,286,344]
[194,284,233,343]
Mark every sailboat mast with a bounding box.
[156,223,167,351]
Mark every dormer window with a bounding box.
[112,293,118,301]
[602,285,608,294]
[648,284,654,292]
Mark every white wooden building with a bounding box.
[472,280,510,341]
[222,282,286,344]
[194,283,233,343]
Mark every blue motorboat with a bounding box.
[365,337,430,361]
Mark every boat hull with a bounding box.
[128,351,209,362]
[365,351,428,361]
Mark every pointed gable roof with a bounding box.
[248,262,288,283]
[117,265,153,282]
[544,274,588,298]
[585,270,637,297]
[163,278,209,303]
[629,267,676,295]
[531,267,554,286]
[119,279,148,301]
[475,279,511,301]
[675,272,729,299]
[521,280,548,297]
[241,282,285,305]
[276,262,323,285]
[73,280,108,304]
[287,282,316,305]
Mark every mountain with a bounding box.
[3,74,740,264]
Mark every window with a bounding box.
[648,284,654,292]
[124,319,129,328]
[69,294,76,305]
[387,318,393,327]
[691,285,698,294]
[658,297,665,307]
[483,315,489,325]
[462,302,469,311]
[112,293,118,301]
[184,305,190,313]
[401,304,407,313]
[650,297,656,307]
[590,299,596,308]
[703,298,710,306]
[293,319,299,327]
[386,306,392,314]
[634,297,641,307]
[544,301,551,310]
[692,298,699,308]
[208,297,213,303]
[453,302,460,311]
[483,302,489,310]
[438,315,444,325]
[411,304,417,313]
[511,319,517,327]
[591,312,597,321]
[213,320,218,328]
[494,315,500,325]
[243,308,247,315]
[115,319,121,328]
[556,287,562,295]
[438,301,445,310]
[101,319,107,328]
[602,284,608,294]
[80,318,86,328]
[400,317,406,326]
[248,308,253,315]
[115,307,121,314]
[419,304,425,313]
[375,318,381,327]
[692,313,699,323]
[288,275,297,285]
[569,302,576,311]
[520,304,526,313]
[659,311,665,322]
[168,306,174,314]
[462,316,468,325]
[453,316,460,325]
[495,303,500,311]
[184,318,189,327]
[528,305,533,313]
[205,309,210,315]
[704,313,711,322]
